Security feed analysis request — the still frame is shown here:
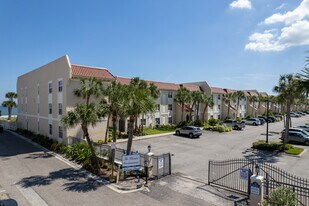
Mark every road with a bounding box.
[118,116,309,181]
[0,130,235,206]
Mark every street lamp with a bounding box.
[255,165,260,176]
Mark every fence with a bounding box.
[208,158,309,206]
[70,137,171,179]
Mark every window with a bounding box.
[218,95,221,100]
[58,80,63,92]
[155,118,160,125]
[157,104,160,111]
[218,105,221,110]
[48,82,52,94]
[37,122,40,132]
[37,84,40,95]
[49,103,52,114]
[168,92,173,98]
[58,103,62,115]
[49,124,52,135]
[211,115,214,118]
[37,103,39,113]
[168,117,172,124]
[140,119,146,126]
[59,126,63,138]
[168,104,172,111]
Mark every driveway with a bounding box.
[117,116,309,181]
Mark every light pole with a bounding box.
[266,99,269,144]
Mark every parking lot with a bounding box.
[117,116,309,181]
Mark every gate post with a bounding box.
[250,175,264,206]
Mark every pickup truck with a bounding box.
[221,120,245,130]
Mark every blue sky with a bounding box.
[0,0,308,102]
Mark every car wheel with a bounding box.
[176,131,180,136]
[189,133,193,138]
[253,122,257,126]
[305,141,309,146]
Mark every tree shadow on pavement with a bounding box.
[24,152,53,159]
[242,148,282,164]
[17,168,106,193]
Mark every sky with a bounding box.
[0,0,308,102]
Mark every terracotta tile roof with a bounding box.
[245,90,259,97]
[259,92,268,97]
[181,84,201,92]
[224,88,236,94]
[115,76,180,91]
[210,87,226,94]
[71,64,114,80]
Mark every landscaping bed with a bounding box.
[252,140,304,155]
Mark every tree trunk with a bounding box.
[134,116,138,132]
[126,115,135,155]
[111,117,117,177]
[227,103,230,119]
[196,102,200,120]
[282,97,291,151]
[202,104,208,122]
[237,99,240,118]
[83,126,100,171]
[189,103,195,121]
[8,107,12,120]
[181,103,184,122]
[104,114,111,143]
[141,113,145,133]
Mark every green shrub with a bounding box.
[252,140,294,151]
[235,117,242,122]
[193,119,204,127]
[262,187,297,206]
[65,142,92,164]
[245,115,252,119]
[177,121,191,128]
[97,139,104,145]
[208,118,220,126]
[204,125,231,133]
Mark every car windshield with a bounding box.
[194,127,201,130]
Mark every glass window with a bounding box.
[168,104,172,111]
[140,119,146,126]
[37,122,40,132]
[49,124,52,135]
[58,80,63,92]
[218,105,221,110]
[49,103,52,114]
[155,118,160,125]
[168,117,172,124]
[37,103,39,113]
[157,104,160,111]
[218,95,221,100]
[48,82,52,94]
[59,126,63,138]
[168,92,173,98]
[58,103,62,115]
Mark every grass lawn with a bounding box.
[252,140,304,156]
[143,127,175,135]
[285,147,304,155]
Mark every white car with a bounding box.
[290,113,300,117]
[244,118,261,126]
[294,125,309,132]
[175,126,202,138]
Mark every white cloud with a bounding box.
[275,3,286,11]
[245,20,309,51]
[230,0,252,10]
[246,0,309,52]
[264,0,309,25]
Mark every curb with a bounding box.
[284,149,307,158]
[7,130,146,193]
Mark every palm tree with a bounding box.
[175,87,191,122]
[201,95,214,122]
[62,78,104,171]
[235,91,245,118]
[273,74,301,151]
[125,78,159,155]
[257,94,266,115]
[248,96,258,117]
[223,92,235,119]
[190,91,204,121]
[2,92,17,120]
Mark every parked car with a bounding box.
[244,118,261,126]
[281,131,309,146]
[175,126,202,138]
[275,115,283,121]
[294,125,309,132]
[290,113,300,118]
[281,128,309,137]
[257,116,270,123]
[221,120,245,130]
[257,118,265,125]
[0,124,3,133]
[295,112,305,116]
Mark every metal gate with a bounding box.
[208,158,309,206]
[153,153,171,179]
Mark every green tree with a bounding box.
[223,92,235,119]
[62,78,104,171]
[235,91,246,118]
[201,95,214,122]
[2,92,17,120]
[190,91,204,120]
[125,78,159,155]
[175,87,191,122]
[248,96,258,117]
[273,74,301,151]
